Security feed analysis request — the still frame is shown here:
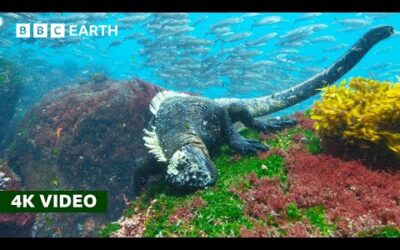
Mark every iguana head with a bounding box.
[166,144,218,190]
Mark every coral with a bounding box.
[311,77,400,158]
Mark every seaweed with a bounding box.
[311,77,400,160]
[112,112,400,237]
[97,223,121,238]
[357,226,400,238]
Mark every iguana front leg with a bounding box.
[227,103,298,134]
[220,108,268,155]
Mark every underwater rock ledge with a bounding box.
[5,79,163,237]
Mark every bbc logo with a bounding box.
[16,23,66,38]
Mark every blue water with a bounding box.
[1,12,399,117]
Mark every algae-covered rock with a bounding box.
[0,58,22,153]
[6,79,163,236]
[0,161,35,237]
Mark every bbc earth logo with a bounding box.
[16,23,119,38]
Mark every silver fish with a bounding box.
[278,26,314,44]
[246,32,277,46]
[223,32,252,43]
[3,13,21,19]
[252,16,281,28]
[162,19,189,28]
[118,15,148,24]
[250,60,276,68]
[324,43,349,52]
[216,31,235,39]
[310,35,336,43]
[335,18,370,27]
[294,13,322,23]
[231,49,263,59]
[207,26,231,35]
[243,13,262,18]
[364,13,395,20]
[108,40,123,48]
[162,25,194,35]
[176,36,213,47]
[192,16,208,26]
[182,47,210,55]
[154,13,188,20]
[276,49,300,54]
[287,55,314,63]
[280,40,310,48]
[211,17,244,30]
[308,24,328,32]
[276,54,295,64]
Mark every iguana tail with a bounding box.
[216,25,394,117]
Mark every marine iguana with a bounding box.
[143,25,394,190]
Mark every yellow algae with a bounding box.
[311,77,400,155]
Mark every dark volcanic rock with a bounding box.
[6,79,163,237]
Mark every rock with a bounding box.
[0,161,35,237]
[0,58,22,153]
[6,79,163,236]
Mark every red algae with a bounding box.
[0,162,35,237]
[285,150,400,236]
[237,148,400,237]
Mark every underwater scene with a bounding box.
[0,12,400,238]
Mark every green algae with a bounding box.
[357,226,400,238]
[285,203,302,221]
[304,206,336,236]
[97,223,121,237]
[104,122,394,238]
[303,129,322,154]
